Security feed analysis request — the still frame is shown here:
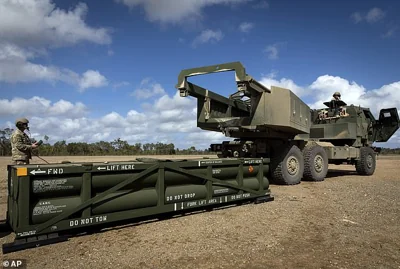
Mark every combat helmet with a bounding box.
[333,92,341,97]
[15,118,29,127]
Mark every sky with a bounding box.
[1,0,400,150]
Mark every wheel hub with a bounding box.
[314,155,324,173]
[287,156,299,175]
[366,155,373,168]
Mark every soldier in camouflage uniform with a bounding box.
[10,118,40,165]
[330,92,343,116]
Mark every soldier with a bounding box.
[332,92,341,101]
[10,118,40,165]
[330,92,344,116]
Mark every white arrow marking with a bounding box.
[30,169,47,175]
[97,167,106,170]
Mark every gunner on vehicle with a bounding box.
[331,92,341,101]
[330,92,344,116]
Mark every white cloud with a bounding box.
[0,42,70,83]
[350,12,363,24]
[365,7,385,24]
[0,90,214,148]
[350,7,385,24]
[16,113,151,146]
[0,43,108,90]
[239,22,254,33]
[100,112,127,128]
[115,0,251,24]
[252,1,269,9]
[79,70,109,92]
[259,72,306,97]
[307,75,367,109]
[154,91,195,111]
[382,26,397,38]
[192,29,224,48]
[0,0,111,48]
[131,78,166,99]
[108,49,114,56]
[0,0,111,89]
[157,121,198,133]
[185,131,229,149]
[113,81,130,89]
[0,96,87,118]
[264,44,279,60]
[126,110,147,124]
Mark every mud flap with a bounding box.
[374,108,400,142]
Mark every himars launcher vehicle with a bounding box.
[176,62,400,185]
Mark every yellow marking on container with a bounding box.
[17,167,28,176]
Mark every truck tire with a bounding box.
[303,145,328,181]
[356,147,376,175]
[271,145,304,185]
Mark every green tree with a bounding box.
[0,128,13,156]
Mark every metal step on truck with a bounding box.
[176,61,400,185]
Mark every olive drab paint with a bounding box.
[2,157,273,253]
[176,62,311,139]
[177,62,400,184]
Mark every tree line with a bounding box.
[0,128,211,156]
[1,127,400,156]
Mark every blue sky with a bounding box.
[1,0,399,149]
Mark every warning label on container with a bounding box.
[198,160,223,166]
[33,179,75,193]
[173,193,253,211]
[32,202,67,216]
[95,164,135,171]
[69,216,108,227]
[244,159,263,164]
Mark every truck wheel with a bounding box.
[356,147,376,175]
[271,145,304,185]
[303,145,328,181]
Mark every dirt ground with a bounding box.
[1,155,399,269]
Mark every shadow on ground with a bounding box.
[325,169,358,178]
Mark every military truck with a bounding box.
[176,62,400,185]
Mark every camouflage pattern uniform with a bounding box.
[10,128,33,165]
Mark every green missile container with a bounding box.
[4,157,273,254]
